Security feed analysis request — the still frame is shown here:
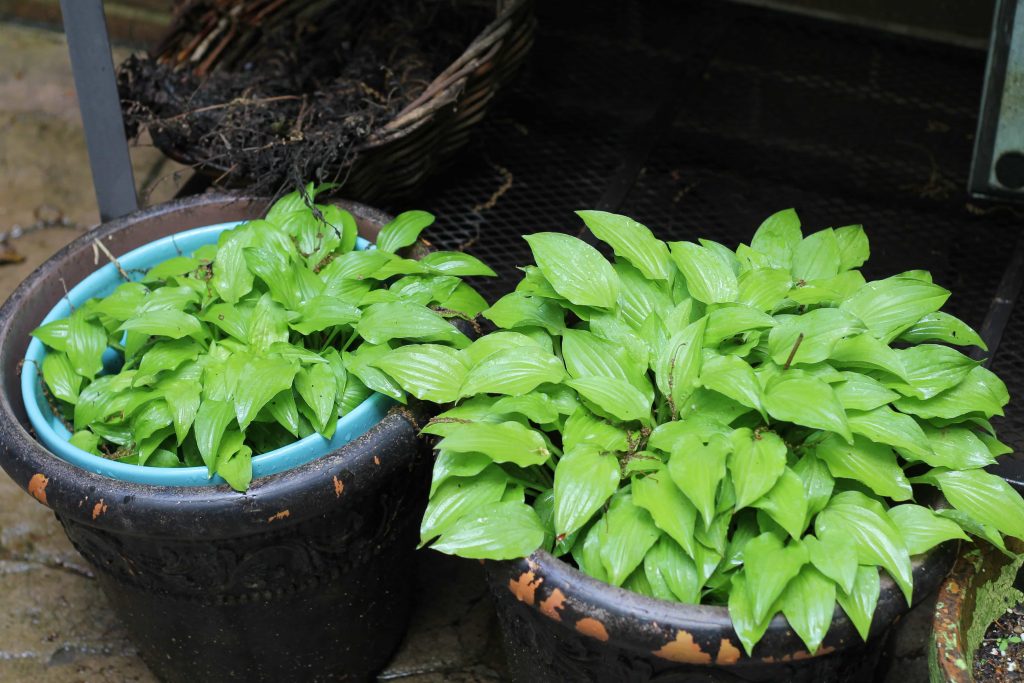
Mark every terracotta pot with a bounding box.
[929,538,1024,682]
[0,193,432,683]
[486,544,957,682]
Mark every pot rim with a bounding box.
[20,219,392,487]
[0,192,427,538]
[490,541,957,665]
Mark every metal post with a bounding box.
[59,0,138,221]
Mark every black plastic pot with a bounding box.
[486,543,956,683]
[0,193,432,683]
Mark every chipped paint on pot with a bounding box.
[487,545,956,682]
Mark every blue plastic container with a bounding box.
[21,221,391,487]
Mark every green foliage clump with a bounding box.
[33,186,491,490]
[375,208,1024,655]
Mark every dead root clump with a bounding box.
[118,0,490,194]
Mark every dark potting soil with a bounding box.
[975,603,1024,681]
[118,0,490,194]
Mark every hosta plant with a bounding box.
[375,208,1024,655]
[32,187,492,491]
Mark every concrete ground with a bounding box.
[0,19,936,683]
[0,21,504,683]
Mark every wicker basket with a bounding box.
[134,0,535,202]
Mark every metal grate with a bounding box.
[398,0,1024,483]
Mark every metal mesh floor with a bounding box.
[399,0,1024,486]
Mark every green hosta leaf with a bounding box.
[669,241,738,304]
[145,256,199,281]
[655,317,706,413]
[599,493,661,585]
[31,319,70,351]
[645,537,702,603]
[887,504,968,555]
[846,406,930,460]
[491,393,560,425]
[840,276,950,341]
[523,232,620,308]
[573,519,611,582]
[815,491,913,605]
[563,329,644,386]
[633,471,698,557]
[700,353,763,415]
[830,334,907,379]
[131,399,171,443]
[343,343,404,402]
[896,344,977,399]
[373,344,467,403]
[200,303,250,342]
[751,468,809,538]
[290,296,360,335]
[792,228,840,281]
[763,374,851,442]
[421,251,497,277]
[837,565,881,642]
[216,442,252,492]
[234,356,298,430]
[92,282,148,321]
[737,268,792,312]
[589,312,651,368]
[805,532,857,594]
[894,365,1008,420]
[318,204,358,254]
[925,468,1024,540]
[68,430,102,455]
[750,208,802,269]
[668,433,729,527]
[815,434,912,501]
[438,282,489,318]
[554,446,621,537]
[430,450,493,496]
[136,286,200,314]
[577,210,672,281]
[833,371,900,411]
[834,224,869,270]
[118,310,202,341]
[67,311,108,378]
[915,424,996,469]
[430,500,545,560]
[163,380,200,445]
[463,331,545,365]
[357,302,468,347]
[194,399,236,475]
[729,572,779,655]
[787,271,867,306]
[781,565,835,654]
[41,352,81,403]
[700,238,740,275]
[898,312,986,350]
[567,377,652,424]
[614,262,674,329]
[768,308,865,366]
[377,210,434,253]
[563,408,629,454]
[295,362,337,430]
[421,465,509,542]
[729,427,787,510]
[792,453,835,519]
[704,304,775,345]
[135,339,201,385]
[461,345,564,397]
[742,533,808,623]
[439,421,550,466]
[211,227,254,303]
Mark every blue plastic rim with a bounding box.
[21,221,392,487]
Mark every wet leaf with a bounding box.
[751,468,809,538]
[421,251,497,277]
[815,434,913,501]
[887,504,968,555]
[524,232,620,309]
[834,224,869,271]
[376,210,435,253]
[460,345,566,398]
[898,312,986,350]
[894,365,1008,420]
[840,277,950,341]
[554,446,621,537]
[805,532,857,594]
[633,471,698,557]
[768,308,865,366]
[373,344,467,403]
[763,374,851,443]
[742,532,808,623]
[792,228,840,281]
[67,311,109,378]
[438,421,550,467]
[567,377,652,424]
[781,565,835,653]
[645,536,701,603]
[599,493,661,585]
[669,241,739,304]
[430,500,545,560]
[668,433,729,527]
[925,468,1024,540]
[421,466,509,542]
[750,208,802,269]
[41,352,81,403]
[836,566,880,642]
[357,302,469,347]
[728,427,787,510]
[577,210,672,280]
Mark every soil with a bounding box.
[118,0,490,195]
[974,603,1024,681]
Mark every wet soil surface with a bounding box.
[975,604,1024,681]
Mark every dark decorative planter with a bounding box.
[0,194,432,683]
[486,544,957,683]
[929,538,1024,682]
